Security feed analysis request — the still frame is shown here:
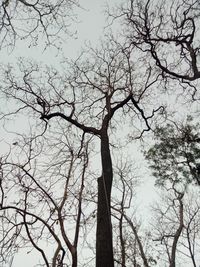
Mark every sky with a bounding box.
[0,1,158,266]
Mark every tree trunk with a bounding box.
[169,194,184,267]
[72,249,77,267]
[96,131,114,267]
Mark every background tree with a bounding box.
[145,116,200,266]
[151,185,200,267]
[0,126,93,267]
[112,0,200,102]
[111,159,152,267]
[145,117,200,187]
[0,0,79,49]
[121,0,200,79]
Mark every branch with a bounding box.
[41,112,100,136]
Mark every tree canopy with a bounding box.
[146,117,200,187]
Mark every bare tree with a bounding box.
[0,127,92,267]
[111,158,154,267]
[0,0,79,49]
[0,39,162,266]
[152,185,200,267]
[114,0,200,100]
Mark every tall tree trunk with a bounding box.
[170,194,184,267]
[96,130,114,267]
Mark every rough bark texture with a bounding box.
[96,131,114,267]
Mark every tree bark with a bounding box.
[170,193,184,267]
[72,249,77,267]
[96,130,114,267]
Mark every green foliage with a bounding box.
[145,117,200,187]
